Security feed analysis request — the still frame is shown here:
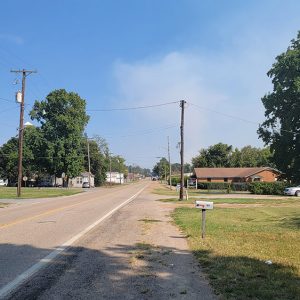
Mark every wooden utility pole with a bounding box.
[10,69,37,197]
[167,136,172,189]
[87,137,91,188]
[179,100,186,200]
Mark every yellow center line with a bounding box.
[0,200,94,229]
[0,187,135,229]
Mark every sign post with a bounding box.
[23,176,28,188]
[195,200,213,239]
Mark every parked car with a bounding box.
[284,185,300,197]
[82,182,90,188]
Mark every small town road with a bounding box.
[0,181,149,298]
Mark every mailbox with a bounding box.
[195,201,213,210]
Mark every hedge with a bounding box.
[248,182,290,195]
[197,182,231,190]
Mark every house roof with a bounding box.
[81,172,94,177]
[194,167,281,179]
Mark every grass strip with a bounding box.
[0,187,82,199]
[159,197,300,205]
[172,206,300,299]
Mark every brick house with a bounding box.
[194,167,281,183]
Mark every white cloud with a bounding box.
[111,30,297,166]
[113,52,228,162]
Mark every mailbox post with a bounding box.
[195,201,213,239]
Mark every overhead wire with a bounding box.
[0,96,15,103]
[103,124,178,139]
[87,101,180,111]
[188,102,300,136]
[0,106,19,115]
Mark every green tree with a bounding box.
[230,146,273,167]
[0,126,45,184]
[192,143,233,168]
[109,155,127,177]
[258,32,300,182]
[30,89,89,184]
[0,137,18,184]
[127,165,151,177]
[82,139,108,186]
[152,157,169,179]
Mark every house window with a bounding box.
[253,177,261,182]
[207,178,211,182]
[76,177,83,184]
[224,178,228,182]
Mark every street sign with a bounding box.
[195,201,213,210]
[22,176,28,181]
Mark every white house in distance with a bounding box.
[69,172,95,187]
[39,172,94,187]
[106,172,124,184]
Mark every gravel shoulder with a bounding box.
[8,182,217,300]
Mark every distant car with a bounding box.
[284,185,300,197]
[82,182,90,188]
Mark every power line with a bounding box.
[0,96,15,103]
[188,102,300,136]
[104,124,177,139]
[87,101,179,112]
[0,106,19,115]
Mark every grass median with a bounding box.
[0,187,83,199]
[169,198,300,299]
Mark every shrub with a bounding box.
[171,176,189,187]
[197,182,231,190]
[248,182,289,195]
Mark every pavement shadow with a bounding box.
[1,243,299,299]
[0,243,214,300]
[193,249,300,299]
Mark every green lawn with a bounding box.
[0,187,83,199]
[153,187,237,196]
[172,198,300,299]
[159,197,299,205]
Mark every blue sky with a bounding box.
[0,0,299,169]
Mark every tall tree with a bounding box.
[30,89,89,183]
[192,143,233,168]
[82,139,107,186]
[258,32,300,182]
[109,155,127,176]
[0,126,45,184]
[152,157,169,178]
[230,146,273,167]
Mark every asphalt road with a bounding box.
[0,181,149,299]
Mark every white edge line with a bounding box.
[0,184,149,299]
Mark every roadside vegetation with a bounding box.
[168,196,300,299]
[0,187,82,199]
[153,185,291,198]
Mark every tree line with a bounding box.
[0,89,145,186]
